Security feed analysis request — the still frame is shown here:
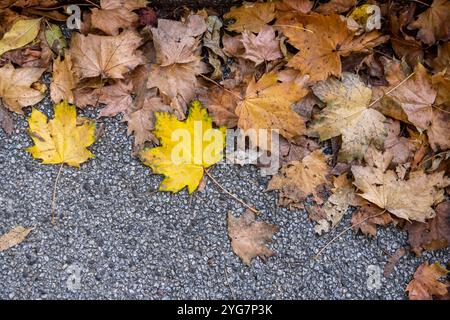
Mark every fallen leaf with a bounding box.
[406,201,450,255]
[267,150,330,208]
[0,101,13,134]
[235,71,307,147]
[124,96,171,147]
[311,73,387,161]
[224,2,275,33]
[227,210,279,266]
[0,18,41,56]
[27,101,96,167]
[351,204,394,237]
[0,63,45,113]
[276,0,313,14]
[98,80,133,117]
[282,13,387,82]
[200,86,239,128]
[241,26,282,65]
[408,0,450,45]
[44,22,67,55]
[316,0,357,14]
[139,101,225,193]
[68,30,145,80]
[151,15,206,66]
[384,119,418,165]
[50,54,76,104]
[351,146,450,222]
[432,42,450,75]
[0,226,33,251]
[384,248,407,277]
[314,173,357,234]
[91,7,138,36]
[406,262,449,300]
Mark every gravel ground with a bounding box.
[0,92,448,300]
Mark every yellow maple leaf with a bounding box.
[140,101,225,193]
[27,101,96,167]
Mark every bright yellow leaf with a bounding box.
[140,101,225,193]
[0,19,41,56]
[27,101,96,167]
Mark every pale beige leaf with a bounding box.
[50,55,76,104]
[0,18,41,56]
[0,226,33,251]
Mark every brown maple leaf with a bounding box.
[68,30,145,80]
[227,210,279,266]
[91,8,138,36]
[0,63,45,113]
[199,85,239,128]
[282,13,388,82]
[241,26,283,65]
[224,2,276,33]
[406,202,450,255]
[408,0,450,45]
[50,54,76,104]
[98,80,133,117]
[124,96,171,147]
[406,262,449,300]
[267,150,330,208]
[315,0,357,14]
[352,204,395,237]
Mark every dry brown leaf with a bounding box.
[406,262,449,300]
[408,0,450,45]
[235,71,307,146]
[406,202,450,255]
[311,73,387,161]
[432,42,450,75]
[0,226,33,251]
[432,72,450,106]
[224,2,275,33]
[384,119,418,165]
[276,0,313,14]
[151,15,206,66]
[227,210,279,266]
[124,96,171,147]
[314,173,357,235]
[351,204,394,237]
[68,30,144,80]
[352,146,450,222]
[91,8,138,36]
[98,80,133,117]
[267,150,330,208]
[384,248,407,278]
[0,101,13,134]
[316,0,357,14]
[282,13,387,82]
[0,63,45,113]
[200,86,239,128]
[241,26,282,65]
[50,54,76,104]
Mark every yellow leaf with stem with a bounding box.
[140,101,226,193]
[27,101,96,168]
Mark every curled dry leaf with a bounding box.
[27,101,96,168]
[406,262,449,300]
[267,150,330,208]
[311,73,386,161]
[0,63,45,113]
[68,30,145,80]
[408,0,450,45]
[0,18,41,56]
[0,226,34,252]
[50,54,76,104]
[351,204,394,237]
[406,202,450,255]
[316,0,357,14]
[227,210,279,266]
[224,2,276,33]
[199,86,239,128]
[351,146,450,222]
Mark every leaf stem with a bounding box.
[204,169,261,215]
[51,163,64,225]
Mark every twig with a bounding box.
[368,72,415,108]
[204,169,261,215]
[313,211,387,260]
[51,163,64,225]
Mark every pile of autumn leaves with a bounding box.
[0,0,450,299]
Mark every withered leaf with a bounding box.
[0,226,33,251]
[406,262,449,300]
